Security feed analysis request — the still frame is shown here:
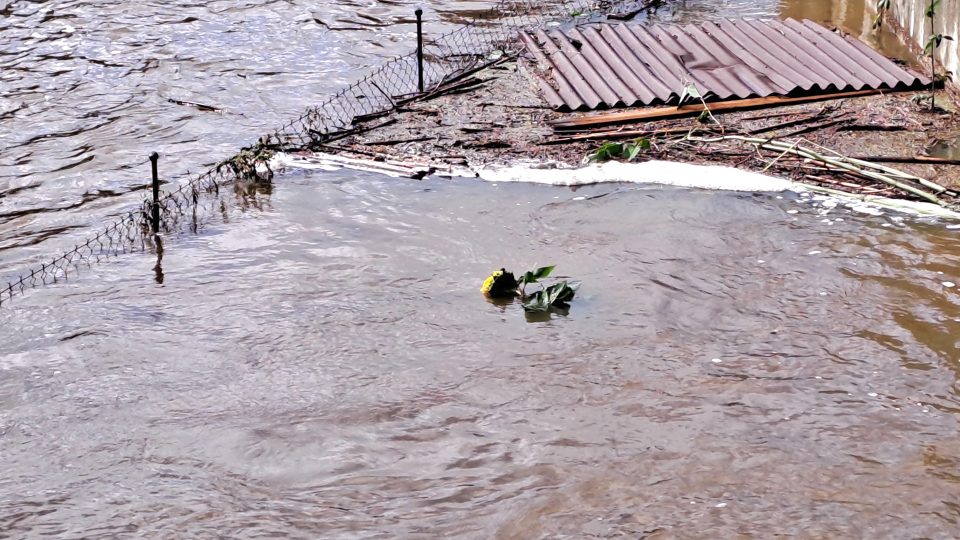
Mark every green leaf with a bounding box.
[552,282,578,304]
[586,141,627,163]
[624,139,651,161]
[532,265,555,280]
[522,281,580,312]
[587,139,660,163]
[546,287,564,307]
[678,83,701,106]
[522,290,551,312]
[926,33,945,53]
[520,265,556,286]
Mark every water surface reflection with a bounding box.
[1,171,959,537]
[2,0,958,536]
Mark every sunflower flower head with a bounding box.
[481,268,519,298]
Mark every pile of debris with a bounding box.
[289,16,960,209]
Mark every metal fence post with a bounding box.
[149,152,160,234]
[415,8,424,93]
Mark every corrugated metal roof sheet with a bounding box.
[522,18,931,112]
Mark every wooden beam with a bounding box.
[549,90,889,131]
[849,155,960,166]
[542,127,694,145]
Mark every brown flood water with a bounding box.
[2,0,960,538]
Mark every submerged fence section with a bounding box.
[0,0,646,307]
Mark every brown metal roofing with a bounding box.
[522,18,931,112]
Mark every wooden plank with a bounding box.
[549,90,887,131]
[849,155,960,166]
[542,127,693,145]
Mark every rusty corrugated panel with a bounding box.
[522,18,931,112]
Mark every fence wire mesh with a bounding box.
[0,0,645,307]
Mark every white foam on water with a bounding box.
[479,161,960,221]
[271,152,476,179]
[477,160,796,191]
[272,153,340,173]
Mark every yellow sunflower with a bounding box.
[481,268,519,298]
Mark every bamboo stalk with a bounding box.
[687,135,950,207]
[804,174,885,193]
[779,146,945,206]
[763,139,801,172]
[799,139,952,193]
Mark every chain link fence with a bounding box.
[0,0,649,307]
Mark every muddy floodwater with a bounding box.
[3,0,960,538]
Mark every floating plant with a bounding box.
[481,265,580,313]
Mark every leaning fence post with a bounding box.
[149,152,160,234]
[415,8,424,93]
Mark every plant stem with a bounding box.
[930,1,936,112]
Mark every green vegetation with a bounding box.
[679,82,719,125]
[873,0,953,112]
[522,281,579,312]
[584,82,719,165]
[924,0,954,111]
[584,139,650,163]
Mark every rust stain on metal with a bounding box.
[522,18,931,112]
